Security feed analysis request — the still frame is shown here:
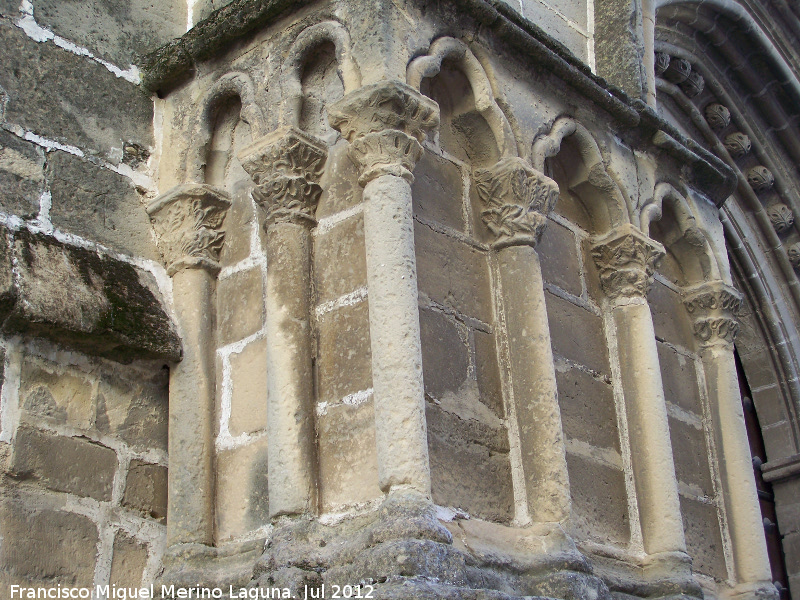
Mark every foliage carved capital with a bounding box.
[474,157,559,249]
[328,80,439,185]
[683,281,742,347]
[591,225,665,299]
[238,127,328,228]
[147,184,231,276]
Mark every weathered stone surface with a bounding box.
[751,384,787,428]
[314,213,367,304]
[412,149,464,231]
[95,370,168,451]
[416,222,492,322]
[47,151,157,260]
[218,187,257,268]
[420,307,469,400]
[566,452,629,544]
[657,342,702,414]
[228,336,268,436]
[538,219,582,296]
[557,366,619,451]
[317,300,372,404]
[217,266,264,346]
[763,420,796,462]
[427,401,513,523]
[648,281,694,349]
[679,496,726,579]
[10,426,117,501]
[0,493,98,586]
[123,459,168,522]
[668,416,713,496]
[6,228,179,360]
[34,0,186,67]
[474,329,504,418]
[20,358,94,429]
[0,129,45,218]
[0,22,152,156]
[546,291,609,373]
[317,143,363,218]
[109,531,149,589]
[215,437,270,541]
[318,400,382,512]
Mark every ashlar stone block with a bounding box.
[556,366,619,452]
[314,213,367,305]
[109,531,149,589]
[566,452,629,545]
[0,129,45,218]
[217,266,264,346]
[228,336,269,437]
[123,459,168,522]
[411,149,464,232]
[317,300,372,405]
[20,358,94,429]
[546,291,609,374]
[215,437,270,542]
[679,496,727,579]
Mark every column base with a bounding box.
[724,581,780,600]
[157,540,263,593]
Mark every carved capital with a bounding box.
[147,184,231,276]
[238,127,328,228]
[328,80,439,185]
[683,282,742,348]
[591,224,665,299]
[474,157,559,249]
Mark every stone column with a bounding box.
[238,127,327,518]
[591,225,688,560]
[473,157,570,523]
[147,183,231,547]
[683,283,775,598]
[328,80,439,496]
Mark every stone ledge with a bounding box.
[762,452,800,483]
[0,225,181,362]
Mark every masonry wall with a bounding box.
[0,0,184,594]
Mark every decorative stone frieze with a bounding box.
[683,282,743,347]
[747,166,775,192]
[655,52,671,76]
[787,243,800,269]
[705,103,731,130]
[767,203,794,233]
[147,183,231,276]
[473,157,559,249]
[328,80,439,185]
[238,127,328,227]
[663,58,691,84]
[724,132,752,157]
[679,71,704,98]
[591,224,665,299]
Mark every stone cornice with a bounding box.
[238,127,328,227]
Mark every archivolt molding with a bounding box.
[531,117,629,233]
[188,71,266,182]
[280,20,361,129]
[407,37,517,159]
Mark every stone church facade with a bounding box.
[1,0,799,598]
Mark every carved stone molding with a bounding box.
[683,282,742,347]
[238,127,328,228]
[655,52,671,76]
[328,80,439,185]
[147,184,231,276]
[679,71,704,98]
[705,103,731,130]
[747,166,775,192]
[767,203,794,233]
[473,157,559,249]
[787,243,800,270]
[663,58,691,84]
[591,224,665,300]
[724,132,752,158]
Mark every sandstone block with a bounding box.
[314,213,367,304]
[412,149,464,231]
[218,187,258,268]
[317,300,372,405]
[20,359,95,429]
[668,416,714,496]
[566,452,629,544]
[0,129,45,218]
[648,281,694,349]
[538,219,582,297]
[679,496,726,579]
[109,531,149,589]
[546,291,609,374]
[217,266,264,346]
[0,494,98,586]
[0,22,152,157]
[763,420,796,462]
[123,459,168,522]
[316,143,362,219]
[10,426,118,501]
[228,336,269,436]
[215,437,270,542]
[474,329,504,418]
[657,342,702,414]
[415,222,492,323]
[318,399,382,512]
[557,367,619,451]
[420,307,469,400]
